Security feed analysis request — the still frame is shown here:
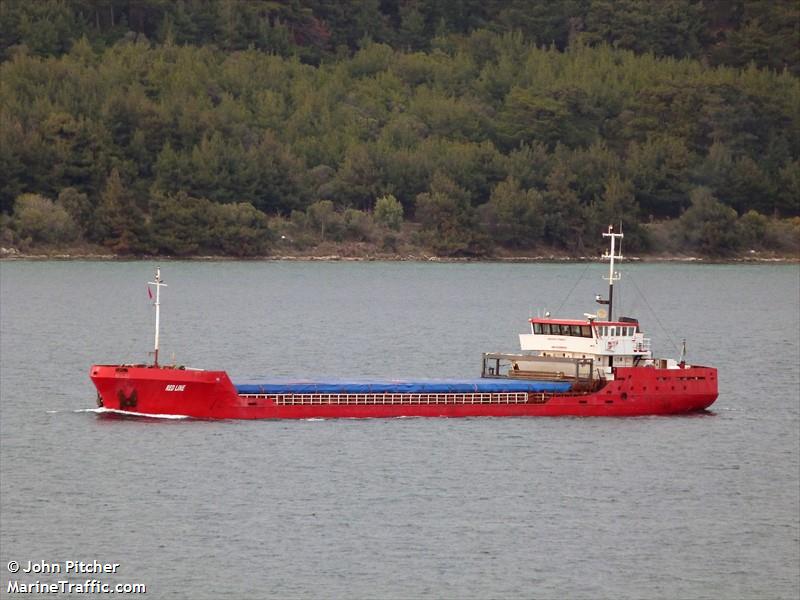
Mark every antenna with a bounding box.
[147,267,167,367]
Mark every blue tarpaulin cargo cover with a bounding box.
[233,378,572,395]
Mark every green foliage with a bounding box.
[374,194,404,230]
[501,142,551,190]
[589,174,647,251]
[708,0,800,75]
[0,0,87,58]
[329,144,389,211]
[777,160,800,215]
[736,210,800,253]
[306,200,338,241]
[415,172,489,256]
[210,202,274,256]
[625,136,693,218]
[56,187,91,234]
[581,0,706,59]
[342,208,373,242]
[273,201,375,245]
[154,132,310,214]
[149,191,213,256]
[149,191,275,257]
[10,193,79,245]
[542,164,587,251]
[348,43,394,77]
[0,3,798,257]
[738,209,769,249]
[1,0,797,74]
[497,88,571,150]
[91,169,148,254]
[481,176,544,248]
[763,217,800,253]
[677,187,741,256]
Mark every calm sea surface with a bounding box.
[1,260,798,599]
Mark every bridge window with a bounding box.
[538,323,598,338]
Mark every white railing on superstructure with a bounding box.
[636,337,652,353]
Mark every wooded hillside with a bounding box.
[1,0,798,257]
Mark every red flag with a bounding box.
[147,286,153,299]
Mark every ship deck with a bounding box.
[233,377,573,395]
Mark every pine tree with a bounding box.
[92,169,148,253]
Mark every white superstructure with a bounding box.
[482,226,684,384]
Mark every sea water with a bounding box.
[1,260,798,599]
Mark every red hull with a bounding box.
[90,365,717,419]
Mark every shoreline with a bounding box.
[1,250,797,264]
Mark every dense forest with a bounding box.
[1,0,798,258]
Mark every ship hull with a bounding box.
[90,364,717,419]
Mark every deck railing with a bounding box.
[240,392,536,406]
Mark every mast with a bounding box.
[602,225,623,321]
[147,267,167,367]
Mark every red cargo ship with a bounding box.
[90,227,717,419]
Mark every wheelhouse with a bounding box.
[479,226,695,386]
[528,318,641,340]
[519,316,652,368]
